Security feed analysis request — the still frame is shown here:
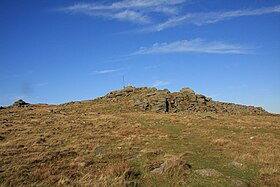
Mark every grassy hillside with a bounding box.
[0,98,279,186]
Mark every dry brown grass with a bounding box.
[0,101,279,186]
[211,138,231,146]
[103,162,129,178]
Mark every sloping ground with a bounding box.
[0,91,279,186]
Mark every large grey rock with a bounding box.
[180,88,197,102]
[101,86,269,115]
[124,85,135,93]
[196,94,207,103]
[151,160,168,174]
[180,88,195,95]
[13,100,29,108]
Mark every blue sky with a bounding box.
[0,0,280,113]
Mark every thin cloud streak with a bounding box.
[131,39,251,55]
[58,2,280,31]
[58,0,185,24]
[95,69,121,74]
[113,10,149,23]
[64,0,185,10]
[146,5,280,31]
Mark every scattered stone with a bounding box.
[227,161,243,167]
[151,160,168,174]
[194,168,223,177]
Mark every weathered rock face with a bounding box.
[102,86,268,115]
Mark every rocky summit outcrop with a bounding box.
[103,86,268,115]
[12,100,30,108]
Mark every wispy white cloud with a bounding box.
[95,69,121,74]
[131,39,251,55]
[59,2,280,31]
[152,81,171,87]
[58,0,185,24]
[63,0,185,12]
[113,10,150,23]
[111,0,185,9]
[147,5,280,31]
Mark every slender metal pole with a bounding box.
[122,75,125,89]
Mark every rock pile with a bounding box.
[103,86,268,115]
[13,100,30,108]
